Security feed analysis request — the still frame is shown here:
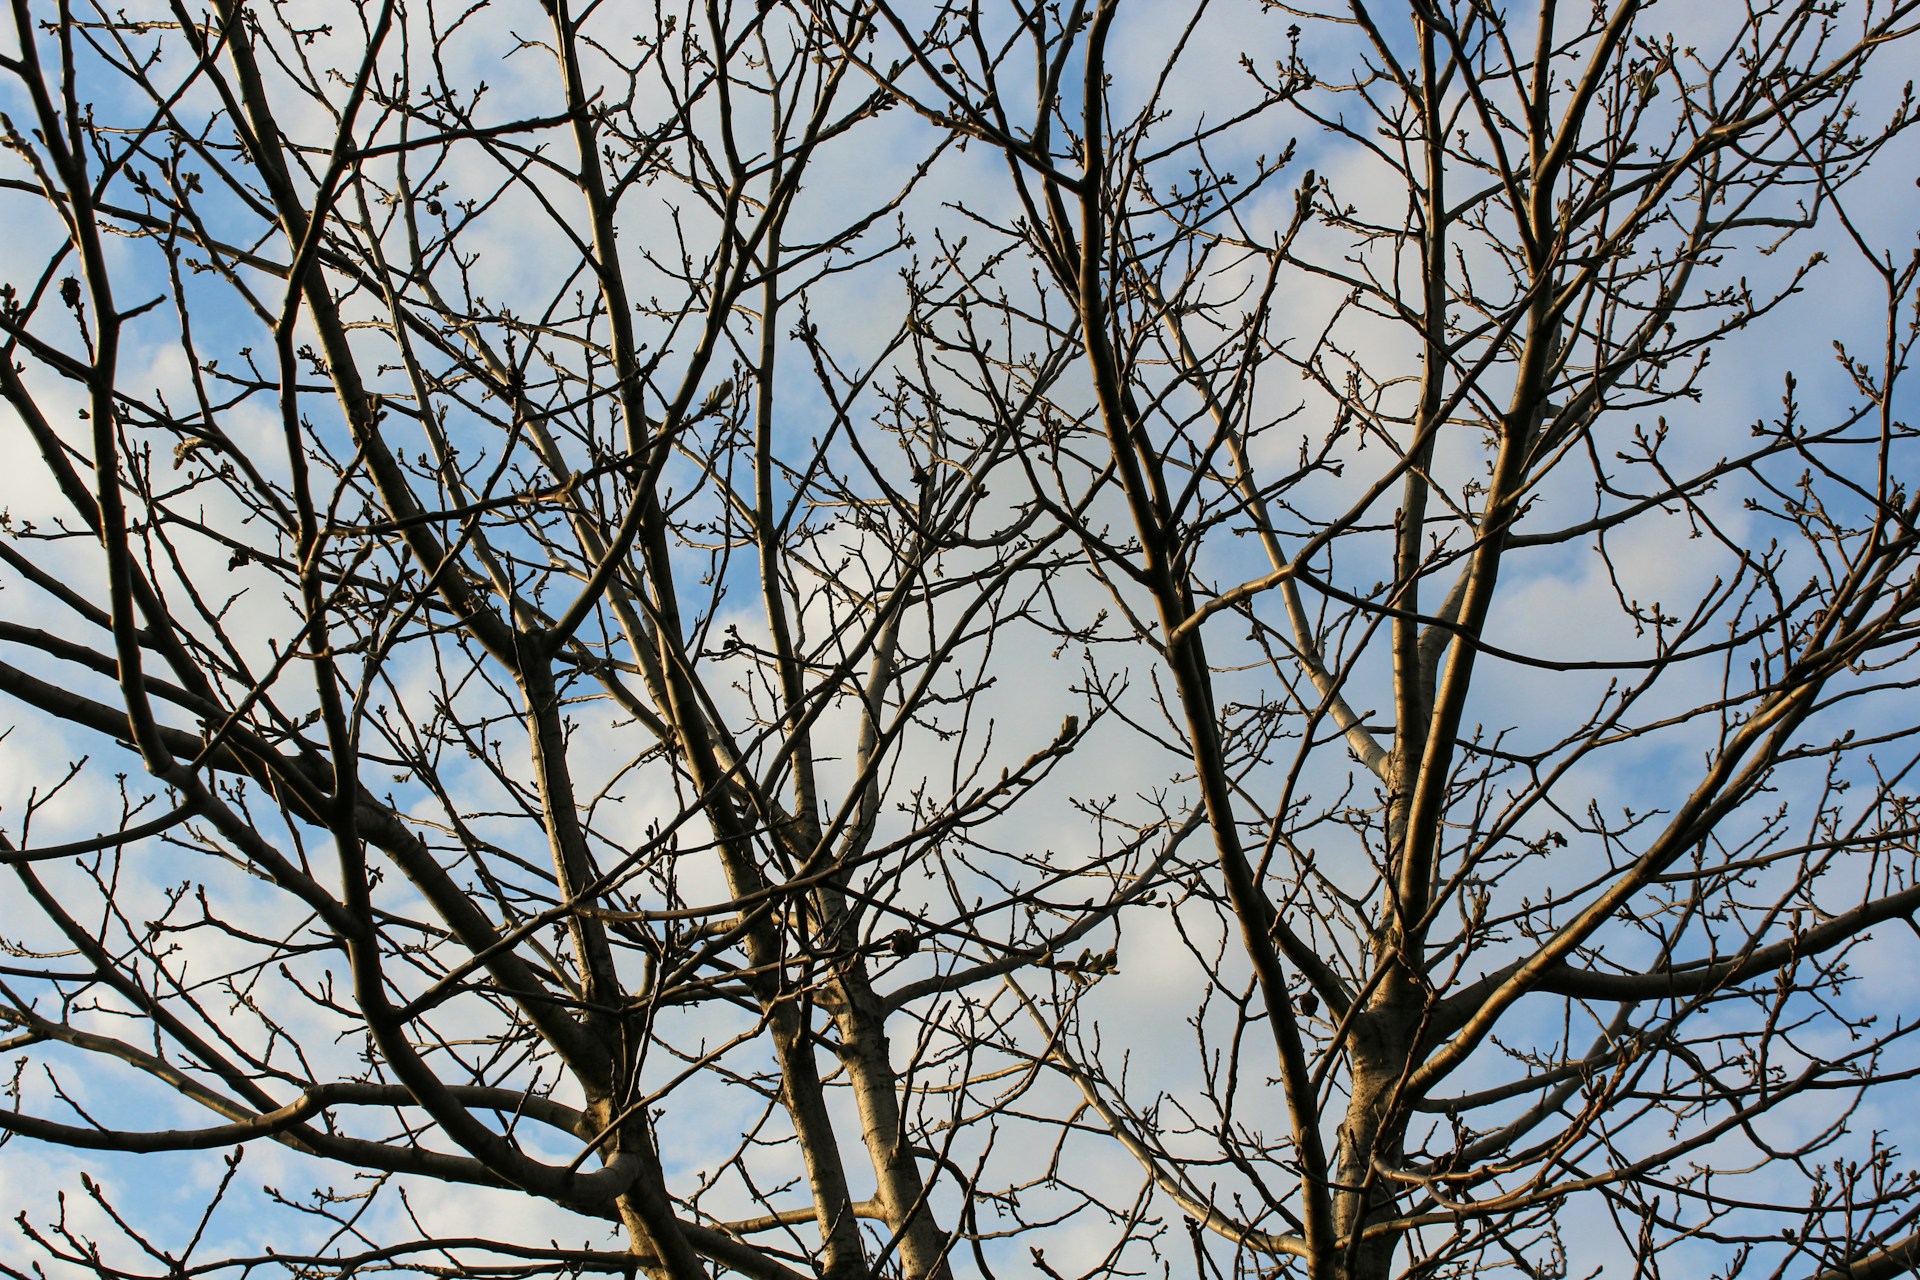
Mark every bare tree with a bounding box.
[3,1,1920,1279]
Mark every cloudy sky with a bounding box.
[4,1,1920,1277]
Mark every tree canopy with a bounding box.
[3,2,1920,1278]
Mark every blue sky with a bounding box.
[4,2,1920,1278]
